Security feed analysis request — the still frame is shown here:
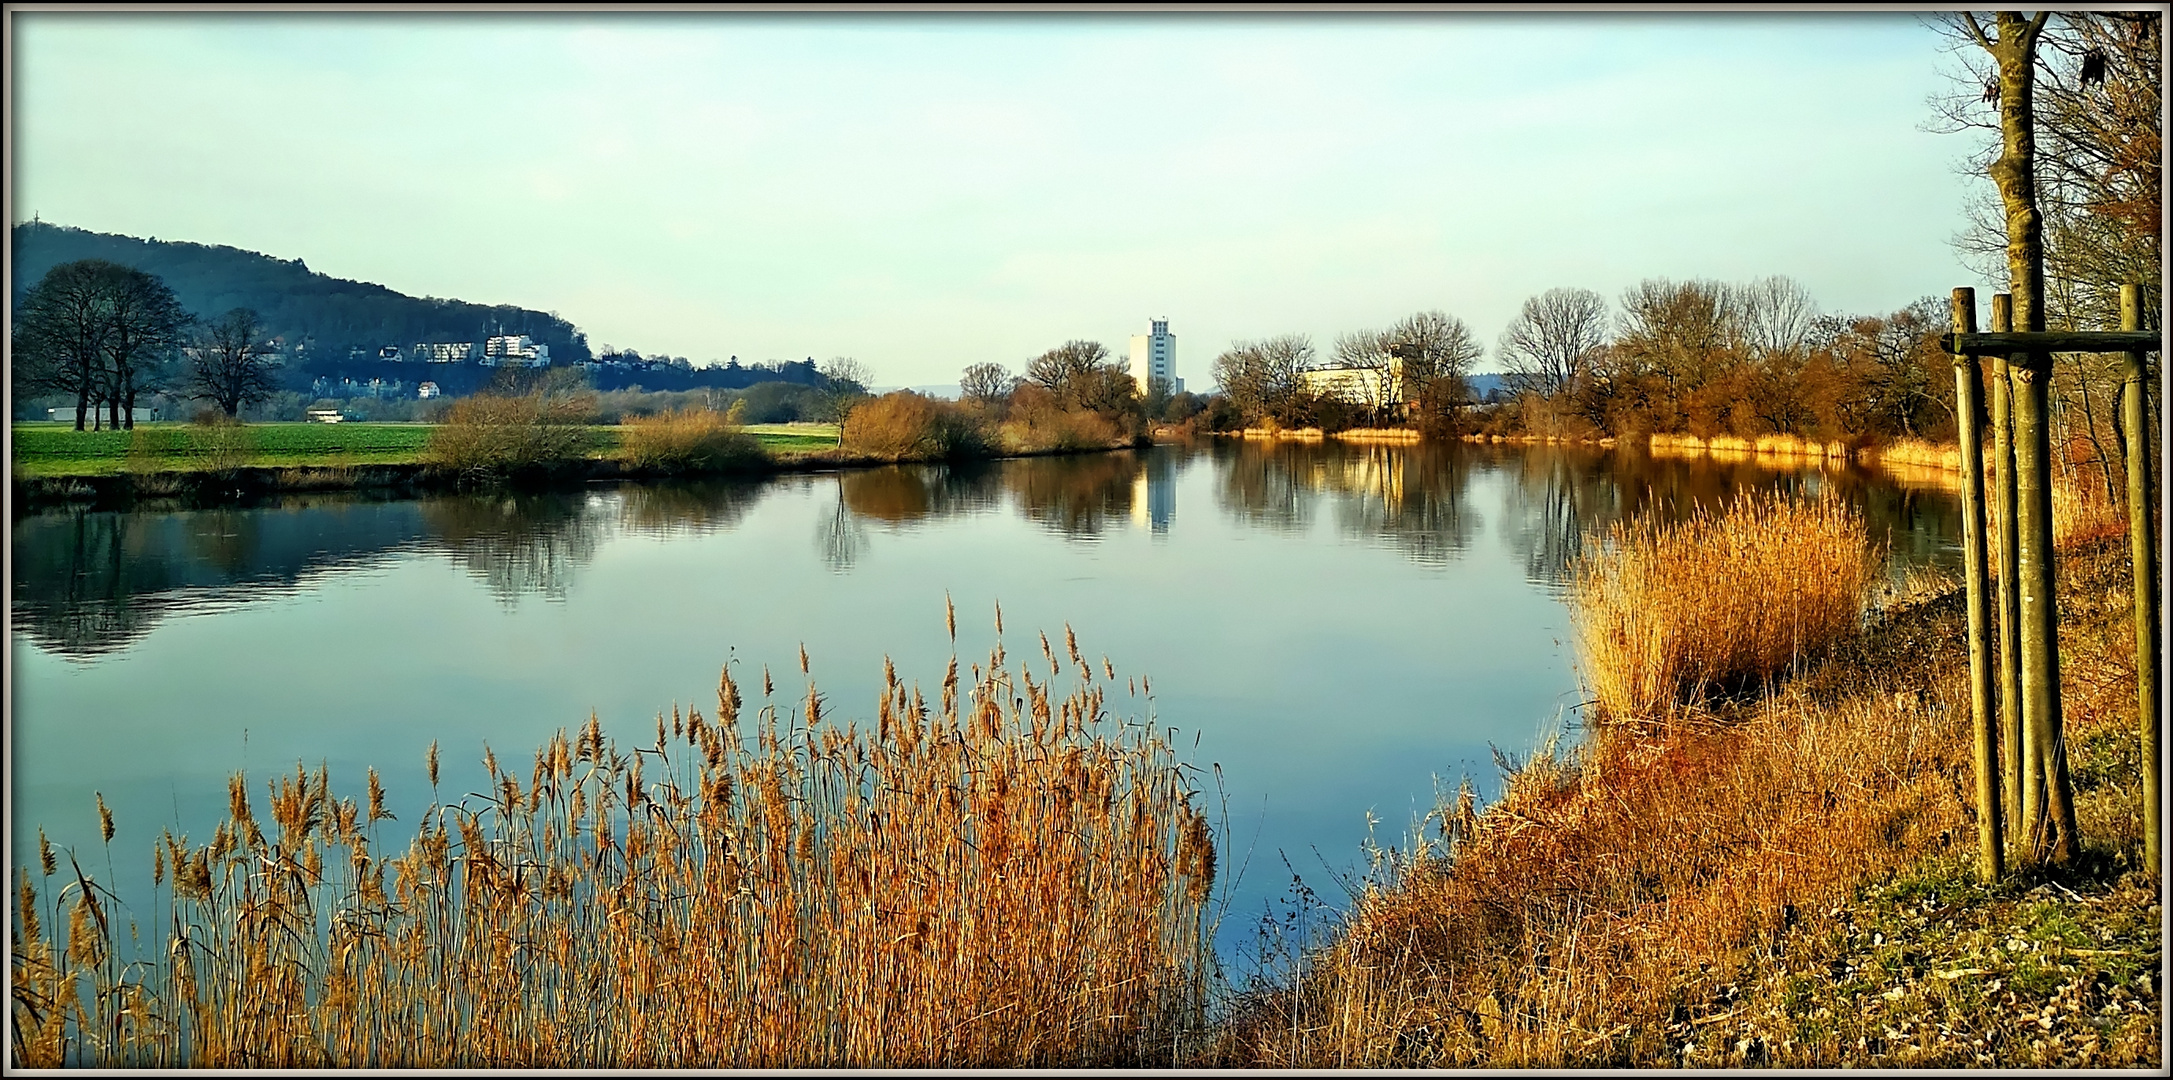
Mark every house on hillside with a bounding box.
[412,342,479,363]
[417,381,441,399]
[483,334,551,368]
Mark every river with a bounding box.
[9,438,1962,962]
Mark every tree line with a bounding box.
[12,259,284,429]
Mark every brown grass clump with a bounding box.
[11,622,1214,1068]
[617,407,768,475]
[1571,491,1881,719]
[1220,675,1972,1067]
[1864,438,1962,473]
[424,391,597,480]
[843,391,996,461]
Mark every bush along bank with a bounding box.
[1212,499,2159,1068]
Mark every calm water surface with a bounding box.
[10,440,1962,958]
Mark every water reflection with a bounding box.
[12,442,1964,659]
[1008,453,1140,540]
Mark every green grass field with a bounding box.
[9,421,845,478]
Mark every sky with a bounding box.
[11,11,1994,387]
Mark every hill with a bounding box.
[11,221,595,381]
[9,222,836,398]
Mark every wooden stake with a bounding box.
[1990,294,2025,845]
[2120,282,2160,868]
[1953,287,2004,881]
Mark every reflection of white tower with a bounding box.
[1129,451,1176,535]
[1128,318,1180,394]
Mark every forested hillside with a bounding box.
[11,221,595,377]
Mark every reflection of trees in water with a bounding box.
[1324,444,1482,566]
[1499,446,1620,589]
[1496,446,1966,589]
[1213,440,1316,534]
[820,463,1007,570]
[1005,453,1141,540]
[1213,441,1478,563]
[840,463,1005,526]
[419,493,609,604]
[618,479,765,537]
[11,511,162,658]
[11,500,431,659]
[817,478,867,572]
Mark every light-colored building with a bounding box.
[483,334,551,368]
[413,342,479,363]
[417,381,442,399]
[1128,318,1181,395]
[1300,357,1405,413]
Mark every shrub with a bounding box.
[424,391,596,479]
[997,385,1124,453]
[842,391,995,461]
[618,407,769,475]
[1570,490,1879,719]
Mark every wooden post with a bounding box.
[1990,294,2025,843]
[2120,283,2160,868]
[1954,287,2004,881]
[2010,343,2078,865]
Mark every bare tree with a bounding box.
[1026,340,1138,416]
[959,361,1016,404]
[1497,287,1609,396]
[189,308,282,417]
[1026,341,1109,404]
[1389,311,1482,432]
[1734,276,1820,364]
[11,260,113,430]
[1330,328,1400,417]
[1616,279,1742,389]
[1211,334,1315,425]
[818,356,874,445]
[99,266,191,429]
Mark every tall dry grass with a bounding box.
[1220,675,1972,1067]
[618,407,769,475]
[1570,491,1881,719]
[12,619,1215,1068]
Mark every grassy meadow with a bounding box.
[8,420,844,478]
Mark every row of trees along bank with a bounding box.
[11,260,284,429]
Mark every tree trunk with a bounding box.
[2013,351,2079,865]
[74,387,89,432]
[1986,11,2052,334]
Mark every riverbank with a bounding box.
[1215,530,2159,1068]
[7,421,1148,514]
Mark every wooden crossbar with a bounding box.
[1941,330,2161,355]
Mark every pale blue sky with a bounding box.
[12,12,1988,385]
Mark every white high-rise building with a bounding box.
[1128,318,1181,395]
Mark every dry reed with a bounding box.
[11,621,1214,1068]
[1570,491,1881,720]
